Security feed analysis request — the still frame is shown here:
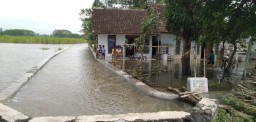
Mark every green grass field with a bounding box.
[0,35,86,44]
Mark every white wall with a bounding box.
[116,34,126,46]
[145,36,152,59]
[160,34,176,54]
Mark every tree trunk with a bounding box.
[181,36,191,76]
[221,43,237,80]
[242,39,252,80]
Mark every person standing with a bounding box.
[102,45,106,60]
[96,45,101,59]
[208,50,215,69]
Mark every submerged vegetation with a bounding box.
[0,35,86,44]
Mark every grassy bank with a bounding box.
[212,69,256,122]
[0,35,86,44]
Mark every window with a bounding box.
[144,39,150,54]
[108,35,116,54]
[175,37,181,55]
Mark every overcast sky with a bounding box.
[0,0,94,34]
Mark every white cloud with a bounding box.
[0,0,94,34]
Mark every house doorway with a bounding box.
[108,35,116,54]
[152,36,158,58]
[125,35,139,57]
[201,43,206,59]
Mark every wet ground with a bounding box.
[0,43,71,92]
[4,44,192,117]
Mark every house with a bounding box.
[91,5,183,59]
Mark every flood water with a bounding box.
[4,44,192,117]
[112,58,248,89]
[108,52,253,99]
[0,43,71,92]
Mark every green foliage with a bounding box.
[52,29,80,38]
[92,0,105,7]
[164,0,202,75]
[80,8,94,46]
[141,5,158,35]
[208,82,232,91]
[165,0,202,41]
[200,0,256,45]
[213,108,253,122]
[3,29,36,36]
[0,35,86,44]
[199,0,256,77]
[222,97,256,118]
[134,36,145,54]
[0,28,2,35]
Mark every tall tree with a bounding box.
[165,0,202,75]
[80,0,105,46]
[200,0,256,80]
[3,29,35,36]
[80,9,93,42]
[92,0,105,8]
[52,29,72,38]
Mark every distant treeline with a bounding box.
[0,28,81,38]
[0,35,86,44]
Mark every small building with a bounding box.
[91,5,183,59]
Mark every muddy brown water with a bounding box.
[3,44,192,117]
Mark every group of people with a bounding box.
[96,45,106,59]
[112,45,123,59]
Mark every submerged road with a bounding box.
[5,44,191,117]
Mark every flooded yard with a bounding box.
[3,44,192,117]
[2,43,252,117]
[108,56,253,99]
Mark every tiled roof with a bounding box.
[92,5,169,34]
[155,5,169,33]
